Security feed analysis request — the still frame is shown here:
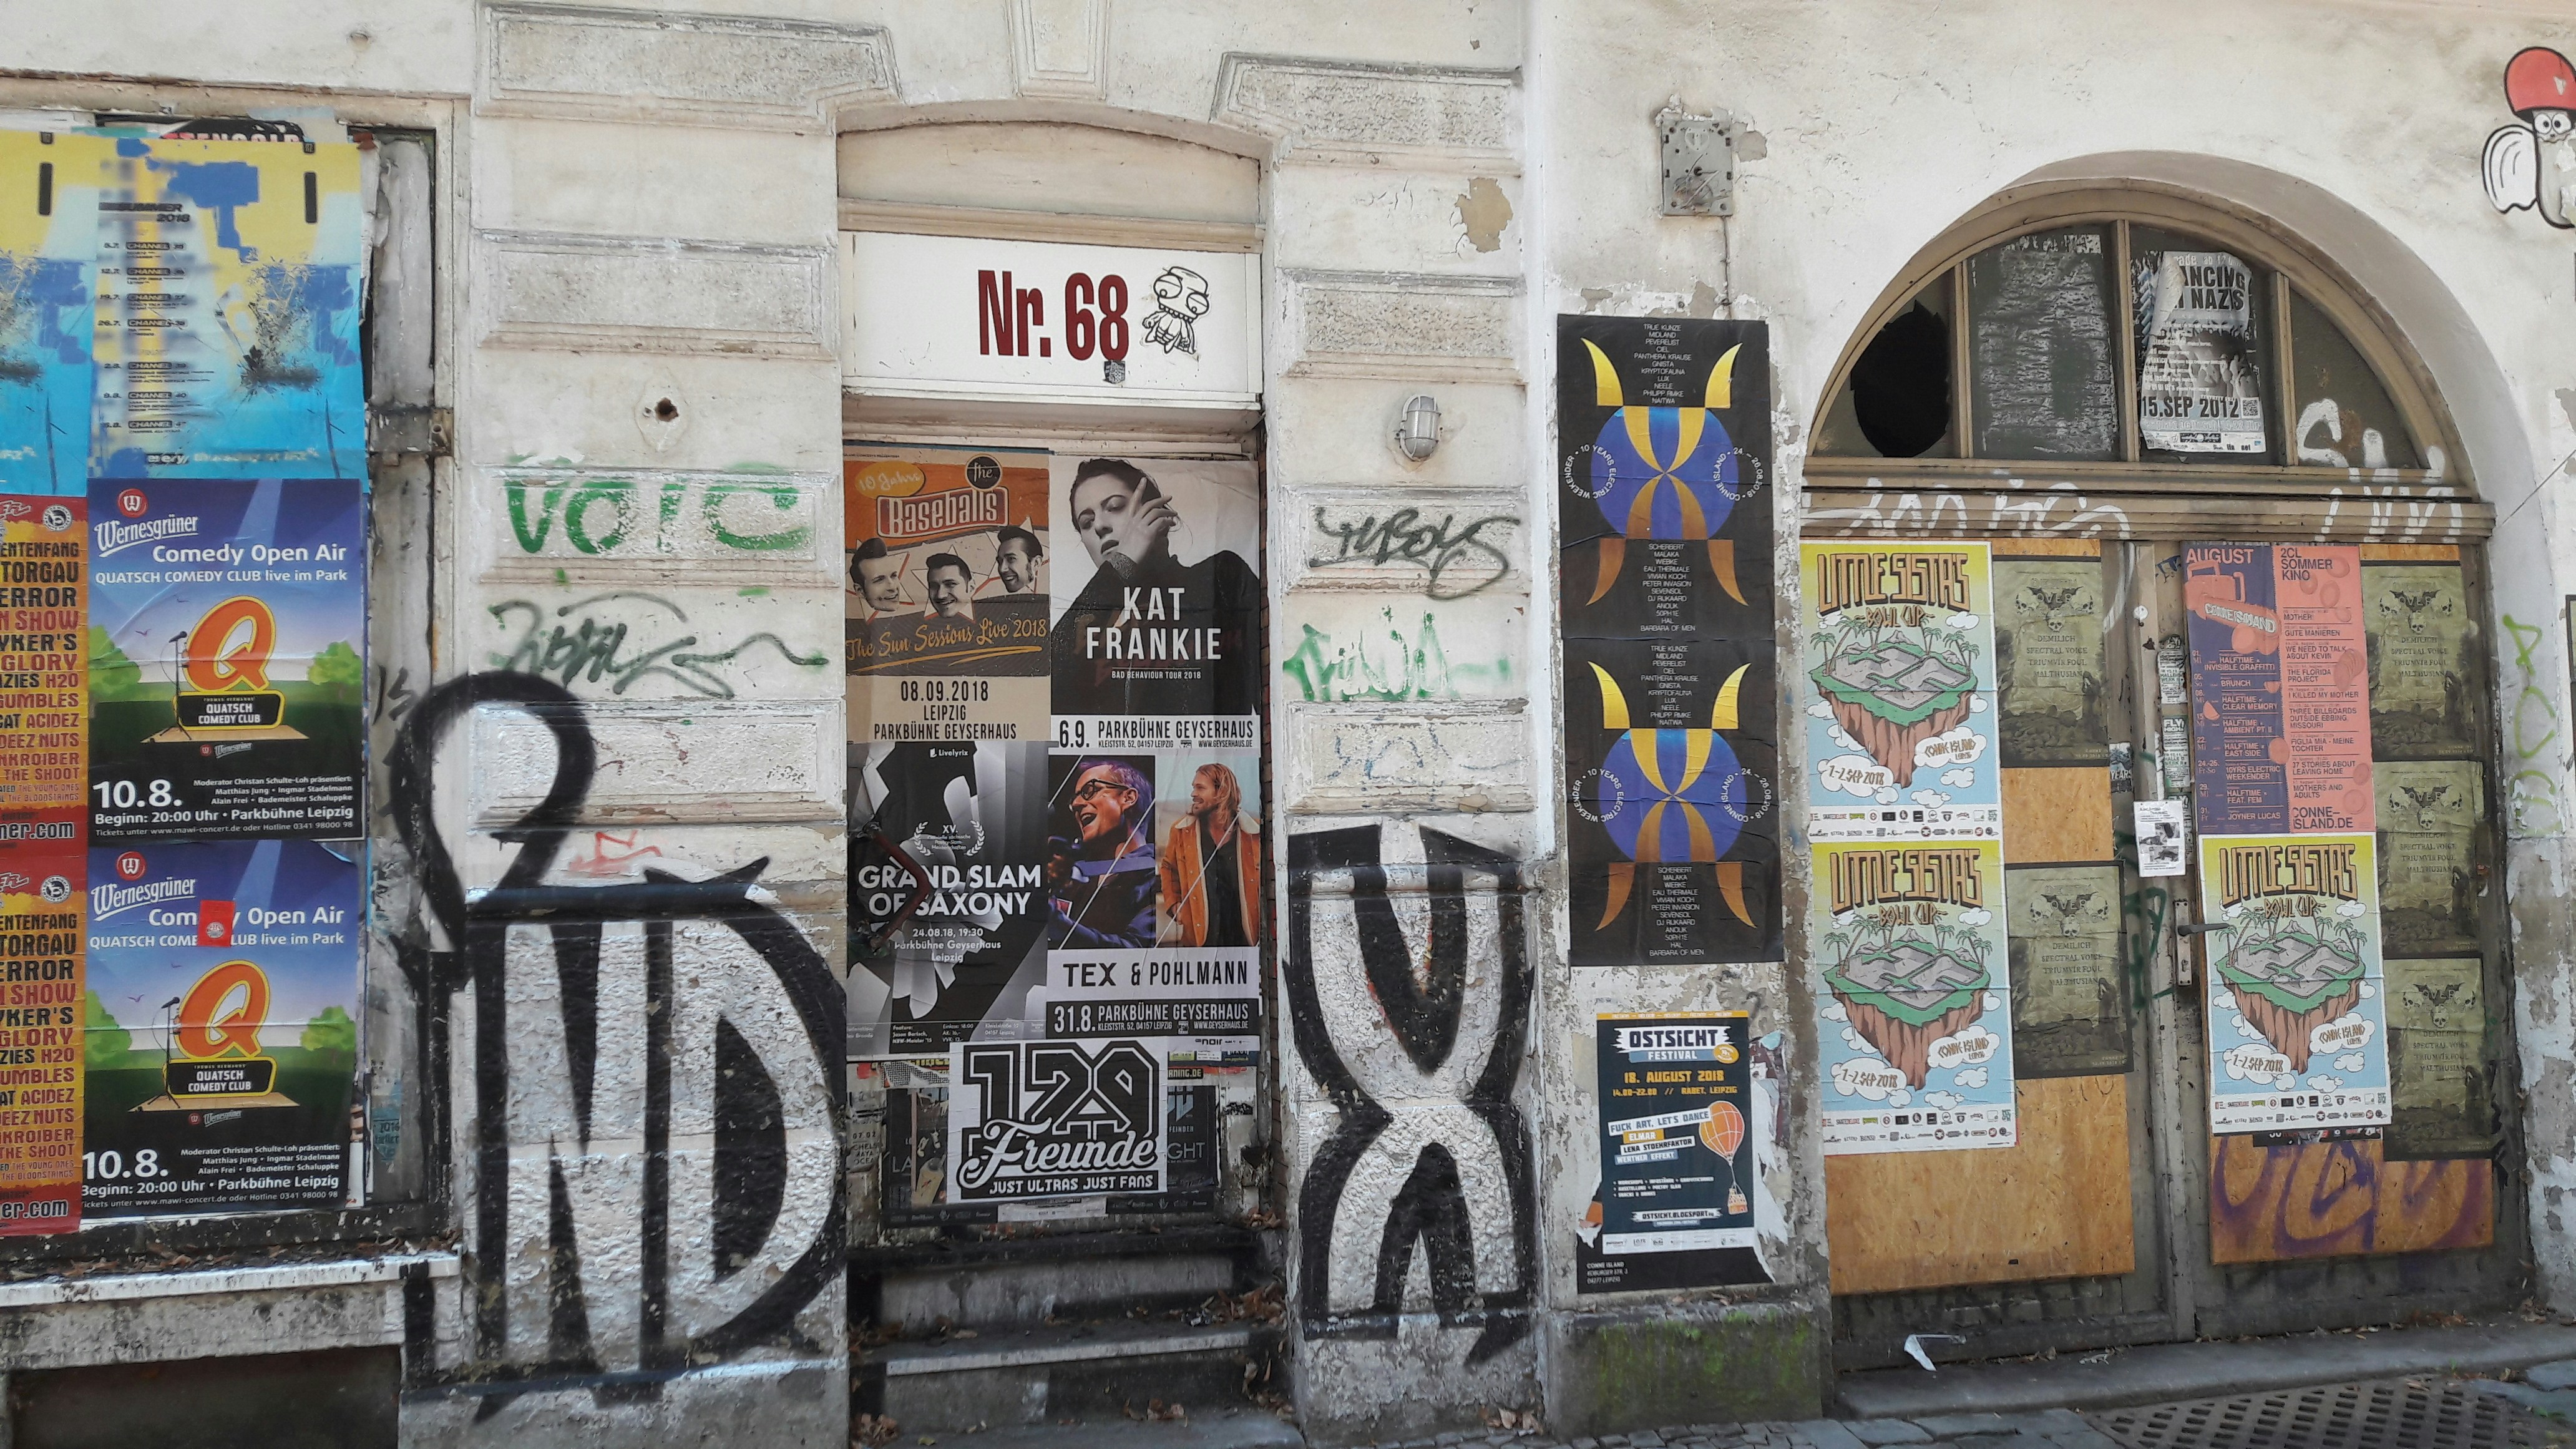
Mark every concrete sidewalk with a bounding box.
[873,1317,2576,1448]
[1836,1317,2576,1419]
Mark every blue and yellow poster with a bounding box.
[81,837,361,1215]
[0,132,107,495]
[85,134,366,478]
[86,477,364,841]
[1556,316,1782,965]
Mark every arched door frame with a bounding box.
[1805,178,2473,502]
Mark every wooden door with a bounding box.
[1828,539,2173,1366]
[1827,539,2524,1367]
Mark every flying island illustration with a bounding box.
[1821,917,1994,1088]
[1807,608,1980,788]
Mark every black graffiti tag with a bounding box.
[389,671,843,1398]
[1307,508,1517,600]
[1284,822,1534,1362]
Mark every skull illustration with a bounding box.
[1140,266,1211,357]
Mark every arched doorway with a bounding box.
[1803,183,2515,1367]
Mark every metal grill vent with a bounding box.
[2093,1381,2570,1449]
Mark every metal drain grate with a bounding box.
[2092,1380,2574,1449]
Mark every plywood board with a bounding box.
[2208,1136,2493,1262]
[2001,767,2114,864]
[1991,538,2104,560]
[1827,1074,2136,1294]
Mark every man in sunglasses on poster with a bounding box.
[1045,759,1159,949]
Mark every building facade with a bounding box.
[1,1,2573,1445]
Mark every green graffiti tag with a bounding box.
[504,476,812,557]
[1281,608,1513,703]
[2500,612,2565,836]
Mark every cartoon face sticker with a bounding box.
[2483,46,2576,227]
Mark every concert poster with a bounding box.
[1577,1012,1770,1293]
[2183,543,2374,836]
[1556,316,1781,965]
[846,446,1051,744]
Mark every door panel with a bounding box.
[1829,540,2167,1365]
[2138,537,2521,1329]
[1828,535,2526,1364]
[2208,1135,2494,1263]
[1825,1073,2135,1294]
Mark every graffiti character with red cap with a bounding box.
[2482,46,2576,227]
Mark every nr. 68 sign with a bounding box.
[843,231,1259,408]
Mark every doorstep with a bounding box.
[1835,1317,2576,1420]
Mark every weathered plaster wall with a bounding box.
[9,0,2576,1442]
[1537,0,2576,1329]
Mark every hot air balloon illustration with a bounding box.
[1576,338,1755,607]
[1589,660,1762,932]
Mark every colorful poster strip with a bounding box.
[1578,1012,1769,1293]
[87,477,364,841]
[0,812,82,1234]
[0,494,85,809]
[87,134,368,478]
[1558,316,1782,965]
[82,837,362,1215]
[2184,544,2374,834]
[1813,839,2017,1154]
[1798,541,2001,842]
[849,449,1262,1212]
[2197,831,2392,1134]
[0,132,107,496]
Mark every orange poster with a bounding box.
[0,496,84,809]
[0,811,82,1234]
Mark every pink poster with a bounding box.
[2183,544,2373,835]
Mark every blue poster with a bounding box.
[0,132,104,495]
[86,477,364,841]
[80,837,362,1215]
[84,135,367,478]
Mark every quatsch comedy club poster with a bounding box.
[848,449,1261,1216]
[87,477,365,842]
[82,838,361,1215]
[1557,316,1781,966]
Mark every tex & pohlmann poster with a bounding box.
[1557,316,1781,966]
